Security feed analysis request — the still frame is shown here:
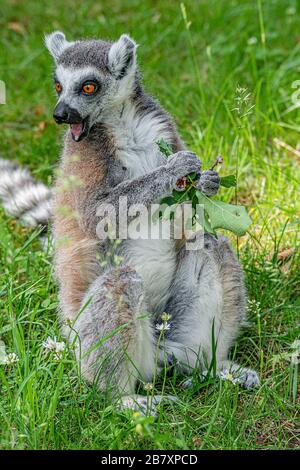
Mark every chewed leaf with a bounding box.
[220,174,237,188]
[195,191,252,236]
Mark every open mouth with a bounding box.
[70,118,89,142]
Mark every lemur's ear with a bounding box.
[45,31,70,62]
[108,34,137,79]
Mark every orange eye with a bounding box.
[82,83,96,94]
[55,82,62,93]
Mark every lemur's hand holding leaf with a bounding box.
[165,151,201,182]
[157,139,252,237]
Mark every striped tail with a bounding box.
[0,158,53,228]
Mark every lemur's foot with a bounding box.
[222,364,260,389]
[181,364,260,390]
[196,170,220,197]
[118,394,177,417]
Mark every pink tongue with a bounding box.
[70,123,83,137]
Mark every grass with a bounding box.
[0,0,299,450]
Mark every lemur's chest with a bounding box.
[109,108,177,312]
[112,109,171,178]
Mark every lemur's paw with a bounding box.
[118,394,177,417]
[220,365,260,389]
[166,151,201,182]
[236,367,260,389]
[181,366,260,390]
[196,170,220,197]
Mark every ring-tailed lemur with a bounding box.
[0,32,259,416]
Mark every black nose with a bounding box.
[53,102,82,124]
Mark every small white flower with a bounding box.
[143,382,154,392]
[43,336,65,359]
[4,352,19,365]
[156,322,171,332]
[286,6,296,15]
[220,370,241,385]
[43,337,56,353]
[247,36,258,46]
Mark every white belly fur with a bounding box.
[110,101,178,313]
[124,238,177,313]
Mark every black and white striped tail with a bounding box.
[0,158,53,228]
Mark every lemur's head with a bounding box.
[45,32,138,141]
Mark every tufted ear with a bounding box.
[108,34,137,79]
[45,31,71,62]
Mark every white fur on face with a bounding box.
[53,64,137,124]
[55,65,104,101]
[54,65,108,124]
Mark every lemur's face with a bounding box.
[45,32,138,142]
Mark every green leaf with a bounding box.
[156,139,173,156]
[160,196,176,206]
[219,174,237,188]
[195,190,252,236]
[203,212,217,236]
[172,189,192,203]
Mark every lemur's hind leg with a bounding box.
[164,234,259,388]
[70,265,175,416]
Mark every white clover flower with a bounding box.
[0,341,19,366]
[4,352,19,365]
[156,322,171,332]
[247,36,258,46]
[53,342,66,360]
[43,336,56,353]
[43,336,66,359]
[220,370,241,385]
[143,382,154,392]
